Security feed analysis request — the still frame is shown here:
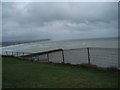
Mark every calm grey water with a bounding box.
[1,38,118,54]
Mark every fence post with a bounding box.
[87,48,90,64]
[47,53,49,62]
[23,52,24,56]
[6,51,7,55]
[17,52,18,56]
[12,51,13,56]
[38,56,39,61]
[62,50,65,63]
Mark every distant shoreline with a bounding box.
[1,37,118,47]
[1,39,51,47]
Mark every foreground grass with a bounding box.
[2,57,119,88]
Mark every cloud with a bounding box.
[2,2,118,41]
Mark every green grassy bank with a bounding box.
[2,56,119,88]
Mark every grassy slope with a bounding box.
[0,57,2,89]
[2,57,119,88]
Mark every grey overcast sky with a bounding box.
[2,2,118,41]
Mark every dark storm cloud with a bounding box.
[2,2,118,41]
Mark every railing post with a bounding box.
[87,48,90,64]
[12,51,13,56]
[6,51,7,55]
[23,52,24,56]
[62,50,65,63]
[38,56,39,61]
[17,52,18,56]
[47,53,49,62]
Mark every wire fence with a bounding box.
[1,47,119,69]
[2,51,32,57]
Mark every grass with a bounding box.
[2,56,119,88]
[0,56,2,89]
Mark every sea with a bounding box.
[0,37,118,54]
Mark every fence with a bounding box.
[2,51,31,57]
[1,47,119,69]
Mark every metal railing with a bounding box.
[1,47,119,69]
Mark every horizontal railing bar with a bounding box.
[21,48,63,57]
